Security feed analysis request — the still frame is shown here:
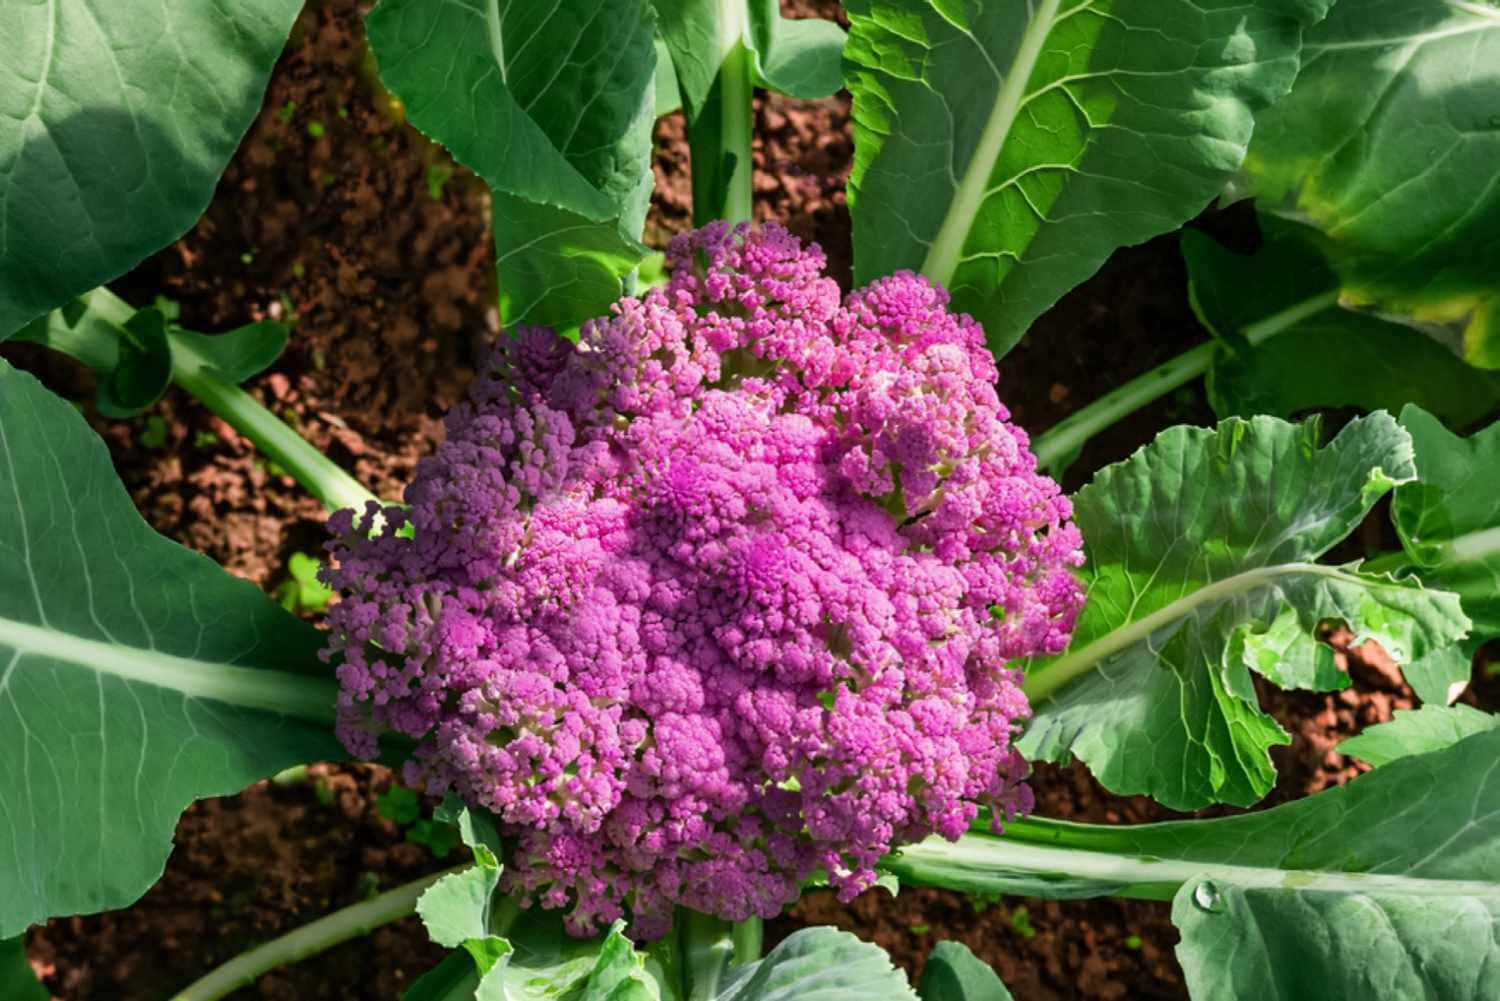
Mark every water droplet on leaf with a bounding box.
[1192,881,1225,913]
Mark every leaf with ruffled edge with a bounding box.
[1338,704,1500,768]
[1019,412,1471,810]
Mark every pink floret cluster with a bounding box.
[322,223,1084,938]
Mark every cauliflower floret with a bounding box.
[322,222,1084,938]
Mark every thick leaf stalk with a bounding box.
[689,42,756,225]
[49,288,377,515]
[1031,289,1338,469]
[170,869,459,1001]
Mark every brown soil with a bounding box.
[9,1,1487,999]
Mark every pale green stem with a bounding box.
[1031,289,1341,470]
[920,0,1062,286]
[888,825,1500,900]
[87,288,378,514]
[682,910,737,1001]
[1362,525,1500,577]
[1021,562,1357,704]
[1446,525,1500,564]
[1361,550,1413,576]
[689,34,754,227]
[731,917,763,965]
[0,614,338,725]
[716,43,754,225]
[169,868,461,1001]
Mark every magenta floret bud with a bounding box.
[322,223,1084,937]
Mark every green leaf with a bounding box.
[655,38,684,117]
[0,361,343,938]
[1237,0,1500,369]
[655,1,845,118]
[1174,878,1500,1001]
[654,0,736,119]
[1401,640,1478,707]
[1184,223,1500,425]
[0,935,46,1001]
[1019,413,1471,809]
[1338,704,1500,768]
[491,193,654,333]
[573,924,661,1001]
[102,309,175,418]
[0,0,302,339]
[276,551,335,615]
[365,0,657,331]
[410,803,666,1000]
[843,0,1333,359]
[1395,406,1500,641]
[377,785,422,826]
[15,300,171,418]
[415,804,504,949]
[173,320,291,384]
[716,926,916,1001]
[899,728,1500,900]
[16,292,293,418]
[895,727,1500,998]
[482,918,662,1001]
[419,863,502,951]
[745,0,845,100]
[408,818,462,860]
[916,941,1012,1001]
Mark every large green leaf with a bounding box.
[1018,413,1471,810]
[1237,0,1500,368]
[1338,704,1500,768]
[843,0,1332,358]
[0,360,342,937]
[893,727,1500,999]
[1395,406,1500,642]
[0,0,302,339]
[365,0,657,331]
[1183,222,1500,425]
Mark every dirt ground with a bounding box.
[8,2,1495,999]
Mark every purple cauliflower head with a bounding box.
[322,223,1084,938]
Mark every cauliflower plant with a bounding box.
[323,223,1084,937]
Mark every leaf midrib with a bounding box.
[487,0,508,85]
[1023,561,1363,703]
[0,614,336,723]
[893,830,1500,900]
[919,0,1063,286]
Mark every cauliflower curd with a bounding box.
[323,223,1083,936]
